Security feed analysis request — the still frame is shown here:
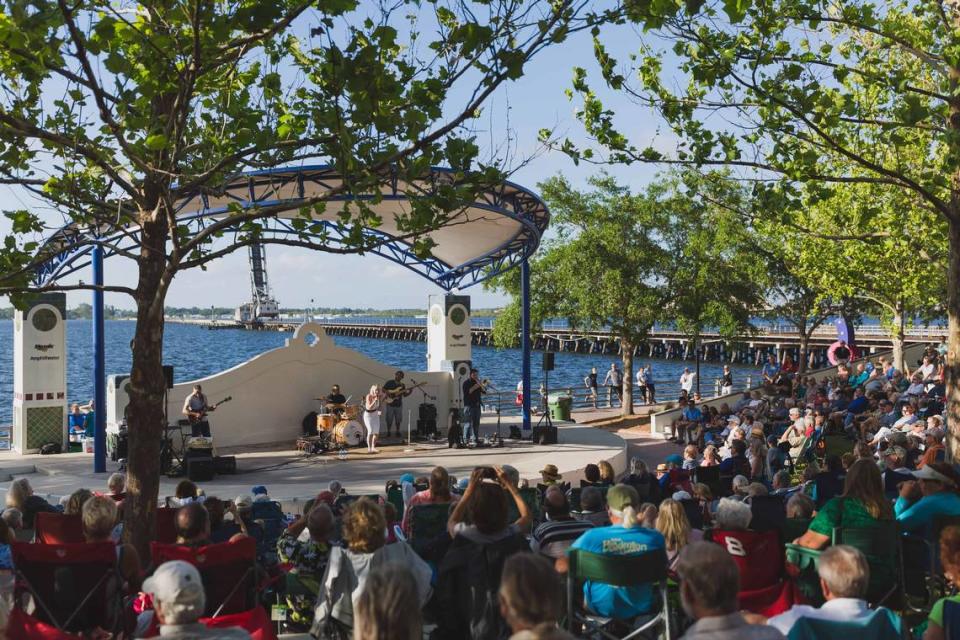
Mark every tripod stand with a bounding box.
[535,368,553,431]
[486,383,504,447]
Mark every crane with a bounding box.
[234,242,280,324]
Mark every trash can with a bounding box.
[549,394,572,421]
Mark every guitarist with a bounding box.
[382,371,413,438]
[182,384,215,437]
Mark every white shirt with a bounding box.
[919,363,935,379]
[767,598,873,635]
[680,372,695,392]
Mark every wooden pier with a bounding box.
[166,317,946,366]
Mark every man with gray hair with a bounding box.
[142,560,250,638]
[714,498,752,531]
[677,542,783,639]
[758,546,885,635]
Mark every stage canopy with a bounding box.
[33,165,550,291]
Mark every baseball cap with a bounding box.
[883,445,907,461]
[234,495,253,510]
[142,560,205,618]
[914,465,955,487]
[606,485,639,511]
[727,415,741,424]
[251,485,268,496]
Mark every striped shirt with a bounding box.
[531,518,594,559]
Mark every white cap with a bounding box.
[142,560,205,619]
[672,490,692,501]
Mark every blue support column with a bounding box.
[92,244,106,473]
[521,259,531,432]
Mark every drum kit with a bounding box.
[298,399,365,454]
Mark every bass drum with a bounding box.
[333,420,365,447]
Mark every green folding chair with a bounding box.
[786,607,902,640]
[407,503,452,558]
[566,548,672,640]
[832,522,901,607]
[386,485,405,522]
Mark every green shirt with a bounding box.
[929,594,960,626]
[809,497,882,536]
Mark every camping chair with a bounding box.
[786,607,902,640]
[900,514,960,610]
[407,503,453,562]
[567,487,582,511]
[155,507,178,543]
[10,541,122,634]
[565,548,672,640]
[34,512,84,544]
[508,487,543,526]
[151,537,257,617]
[748,495,786,533]
[834,522,901,607]
[709,528,793,616]
[812,472,844,509]
[693,465,722,498]
[680,499,704,530]
[386,485,405,521]
[780,518,812,544]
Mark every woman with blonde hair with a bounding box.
[655,498,702,570]
[363,384,385,453]
[6,478,56,528]
[700,445,719,467]
[597,460,615,485]
[354,565,422,640]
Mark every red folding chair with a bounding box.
[151,537,257,617]
[34,512,85,544]
[9,542,122,635]
[141,605,278,640]
[155,507,178,543]
[708,528,794,616]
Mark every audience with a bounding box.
[176,502,212,547]
[499,553,570,640]
[65,488,94,516]
[895,463,960,534]
[924,525,960,640]
[142,560,251,639]
[82,496,141,589]
[6,478,57,528]
[531,485,593,569]
[106,473,126,503]
[277,503,335,627]
[353,565,422,640]
[402,465,458,534]
[656,498,701,571]
[676,542,784,639]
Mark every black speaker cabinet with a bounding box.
[543,351,555,371]
[533,425,558,445]
[187,455,215,482]
[416,419,437,436]
[214,455,237,474]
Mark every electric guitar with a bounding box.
[186,396,232,423]
[384,381,427,398]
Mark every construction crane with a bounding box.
[234,242,280,324]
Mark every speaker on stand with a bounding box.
[534,352,558,445]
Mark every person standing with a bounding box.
[462,369,486,445]
[603,363,622,408]
[363,385,385,453]
[382,371,413,438]
[644,364,656,403]
[636,366,649,406]
[680,368,696,396]
[182,385,212,438]
[721,365,734,396]
[585,367,599,409]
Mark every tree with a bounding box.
[0,0,599,556]
[560,0,960,456]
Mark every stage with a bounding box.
[0,416,625,513]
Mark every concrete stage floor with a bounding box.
[0,416,625,511]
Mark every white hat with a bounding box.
[727,415,741,424]
[142,560,205,619]
[672,490,692,501]
[914,465,955,487]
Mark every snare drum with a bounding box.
[317,414,337,431]
[342,405,361,420]
[333,420,364,447]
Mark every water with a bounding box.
[0,320,761,423]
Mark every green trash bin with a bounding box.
[549,394,572,421]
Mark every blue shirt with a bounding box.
[68,413,85,431]
[895,492,960,535]
[847,397,869,415]
[682,407,703,423]
[762,362,780,379]
[570,525,665,618]
[850,372,869,387]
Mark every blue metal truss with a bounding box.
[32,165,549,291]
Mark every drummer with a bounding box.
[325,384,347,418]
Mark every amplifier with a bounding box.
[532,425,558,445]
[187,455,215,482]
[416,419,437,436]
[214,455,237,474]
[418,403,438,421]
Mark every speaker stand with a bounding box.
[536,368,553,432]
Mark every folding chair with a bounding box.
[138,601,279,640]
[693,465,722,498]
[833,522,901,607]
[408,503,452,560]
[565,548,671,640]
[151,537,257,617]
[386,485,405,521]
[748,495,786,533]
[34,512,84,544]
[567,487,582,511]
[812,472,844,508]
[709,528,793,616]
[780,517,812,544]
[786,607,902,640]
[10,541,122,635]
[508,487,543,526]
[680,499,703,530]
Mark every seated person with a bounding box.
[532,486,594,570]
[106,473,126,503]
[143,560,251,639]
[176,502,213,547]
[896,463,960,535]
[793,459,892,549]
[786,493,815,520]
[570,485,666,620]
[770,470,798,498]
[917,428,946,469]
[575,486,611,527]
[708,499,782,594]
[498,554,567,640]
[756,546,888,635]
[82,496,142,591]
[718,440,751,478]
[5,477,57,528]
[924,525,960,640]
[670,399,703,445]
[277,504,335,627]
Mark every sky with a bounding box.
[0,13,666,312]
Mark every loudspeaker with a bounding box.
[419,403,438,421]
[417,419,437,436]
[543,352,555,371]
[532,425,558,445]
[163,365,174,390]
[214,455,237,474]
[187,455,215,482]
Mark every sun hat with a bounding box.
[914,465,956,487]
[540,464,562,481]
[606,485,639,511]
[142,560,205,619]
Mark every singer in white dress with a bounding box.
[363,385,385,453]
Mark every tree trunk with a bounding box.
[947,217,960,462]
[621,337,634,417]
[892,299,905,372]
[123,211,171,561]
